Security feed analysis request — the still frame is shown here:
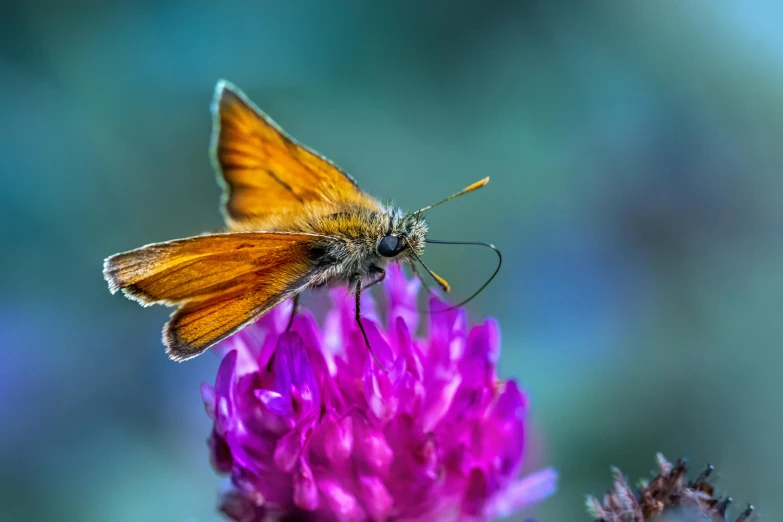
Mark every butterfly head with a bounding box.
[376,210,427,262]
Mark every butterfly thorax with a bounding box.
[232,198,427,287]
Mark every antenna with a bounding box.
[402,238,451,293]
[412,177,490,216]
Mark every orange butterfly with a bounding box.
[103,80,492,362]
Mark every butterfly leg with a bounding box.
[269,295,297,370]
[353,275,388,372]
[362,265,386,293]
[286,294,300,331]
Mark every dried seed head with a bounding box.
[586,453,754,522]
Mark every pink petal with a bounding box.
[362,320,394,369]
[215,350,237,400]
[290,310,335,392]
[266,297,294,333]
[481,381,527,477]
[215,396,233,435]
[218,324,264,376]
[415,436,439,479]
[459,320,500,388]
[272,333,321,418]
[358,475,393,520]
[362,340,404,423]
[254,389,289,416]
[467,319,500,364]
[420,370,462,432]
[491,380,528,422]
[333,285,379,339]
[488,467,558,517]
[353,420,393,475]
[322,414,353,464]
[462,468,488,516]
[322,309,342,374]
[293,457,319,511]
[395,317,423,380]
[396,373,425,417]
[208,430,233,474]
[273,428,303,472]
[201,383,216,420]
[427,297,466,365]
[319,479,367,522]
[385,264,421,334]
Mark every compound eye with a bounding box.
[378,235,402,257]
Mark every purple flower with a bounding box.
[201,265,556,521]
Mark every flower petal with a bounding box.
[362,325,404,423]
[273,428,303,473]
[353,419,393,475]
[395,317,423,380]
[290,310,337,398]
[319,479,367,522]
[322,308,342,374]
[215,349,237,401]
[480,381,527,479]
[217,323,265,376]
[293,457,319,511]
[462,468,488,516]
[201,382,216,420]
[332,285,379,338]
[385,263,421,334]
[362,319,394,369]
[272,332,321,419]
[491,380,528,421]
[419,370,462,432]
[322,414,353,464]
[428,297,466,366]
[466,319,500,363]
[208,429,233,474]
[215,396,233,436]
[459,320,500,389]
[358,475,393,520]
[253,389,289,417]
[488,468,558,517]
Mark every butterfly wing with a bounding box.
[103,232,326,361]
[212,80,366,228]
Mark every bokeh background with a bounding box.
[3,1,783,520]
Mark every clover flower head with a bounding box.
[201,265,556,521]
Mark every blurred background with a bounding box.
[2,1,783,520]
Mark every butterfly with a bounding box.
[103,80,495,363]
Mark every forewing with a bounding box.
[211,80,365,227]
[103,232,322,360]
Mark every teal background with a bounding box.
[2,1,782,520]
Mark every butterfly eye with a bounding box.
[378,235,403,257]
